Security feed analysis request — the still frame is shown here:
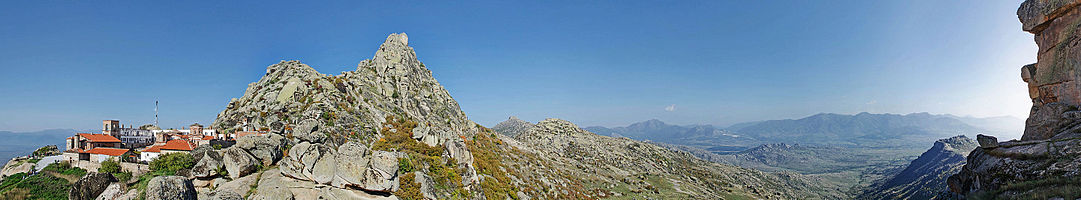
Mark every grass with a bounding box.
[0,172,72,200]
[971,176,1081,200]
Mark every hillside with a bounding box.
[861,135,977,200]
[192,33,846,199]
[507,118,847,199]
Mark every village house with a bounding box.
[62,133,127,162]
[139,139,194,162]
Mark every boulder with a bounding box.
[236,134,287,166]
[977,134,999,149]
[68,172,117,200]
[281,142,336,184]
[212,172,258,197]
[361,151,402,191]
[249,168,294,200]
[203,190,244,200]
[222,147,259,179]
[333,141,371,188]
[93,183,124,200]
[293,119,327,143]
[115,189,139,200]
[415,173,437,200]
[191,144,215,161]
[192,148,224,178]
[145,176,197,200]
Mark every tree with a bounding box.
[149,153,195,175]
[99,159,121,174]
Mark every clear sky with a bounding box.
[0,0,1034,132]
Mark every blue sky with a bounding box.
[0,1,1034,132]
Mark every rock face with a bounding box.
[145,176,197,200]
[492,116,535,137]
[69,173,117,200]
[0,159,34,178]
[949,1,1081,198]
[860,135,977,200]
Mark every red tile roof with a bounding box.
[142,145,163,153]
[161,139,194,151]
[201,136,214,140]
[78,133,121,143]
[85,148,130,156]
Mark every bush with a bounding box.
[42,162,86,177]
[394,173,424,200]
[99,159,121,174]
[149,153,195,175]
[113,172,132,182]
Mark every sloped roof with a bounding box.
[201,136,214,140]
[142,145,164,153]
[161,140,193,151]
[78,133,121,143]
[85,148,130,156]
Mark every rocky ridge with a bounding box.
[949,0,1081,199]
[861,135,976,200]
[501,118,847,199]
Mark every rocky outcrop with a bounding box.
[68,173,117,200]
[949,1,1081,198]
[280,141,402,192]
[235,134,288,166]
[0,159,34,178]
[860,135,977,200]
[145,176,197,200]
[192,145,224,178]
[492,116,535,137]
[211,33,481,198]
[221,147,259,179]
[94,183,125,200]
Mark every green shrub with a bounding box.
[42,162,86,177]
[99,159,121,174]
[149,153,195,175]
[394,173,424,200]
[113,172,132,183]
[398,157,414,173]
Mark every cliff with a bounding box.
[862,135,976,200]
[948,0,1081,198]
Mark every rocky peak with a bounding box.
[492,116,534,137]
[520,118,593,138]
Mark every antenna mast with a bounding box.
[155,100,159,126]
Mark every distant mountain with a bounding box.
[732,112,986,147]
[945,115,1024,140]
[583,119,753,147]
[0,129,75,162]
[860,135,977,200]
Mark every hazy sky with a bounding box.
[0,1,1034,132]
